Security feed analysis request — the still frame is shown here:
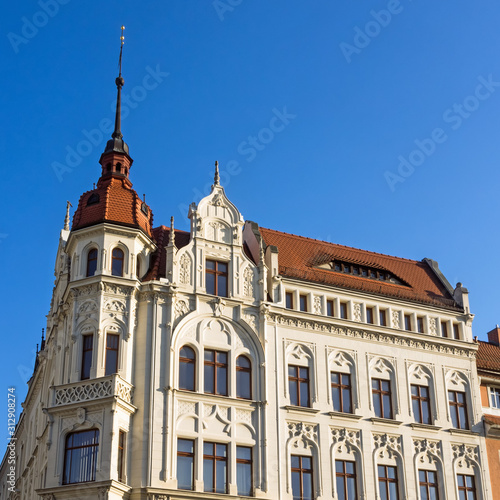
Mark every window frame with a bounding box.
[236,355,252,400]
[179,345,196,392]
[288,364,311,407]
[104,333,120,376]
[331,371,352,414]
[366,306,374,324]
[236,446,253,496]
[286,291,294,310]
[86,248,98,277]
[372,377,393,419]
[339,302,348,320]
[205,259,229,297]
[299,294,308,312]
[203,441,228,494]
[419,469,439,500]
[490,386,500,408]
[81,334,93,380]
[291,454,314,500]
[457,473,477,500]
[441,321,449,338]
[326,299,334,317]
[177,438,195,491]
[417,316,425,333]
[335,459,357,500]
[411,384,432,425]
[404,314,412,331]
[448,389,469,430]
[111,247,125,277]
[204,349,228,396]
[379,309,387,327]
[453,323,460,340]
[117,430,126,483]
[378,464,399,500]
[62,429,99,485]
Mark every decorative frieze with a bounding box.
[243,267,254,297]
[313,296,322,315]
[331,427,361,453]
[452,444,479,468]
[288,422,318,448]
[413,438,442,465]
[179,254,191,285]
[373,433,402,459]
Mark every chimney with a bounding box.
[487,325,500,346]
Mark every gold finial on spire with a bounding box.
[214,160,220,186]
[64,201,72,231]
[120,25,125,46]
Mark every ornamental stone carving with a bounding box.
[452,444,479,468]
[177,400,197,416]
[353,303,362,322]
[243,267,254,297]
[413,438,441,465]
[103,299,126,312]
[78,300,97,314]
[313,296,322,315]
[288,422,318,448]
[331,427,361,453]
[174,298,190,319]
[391,310,400,329]
[428,317,437,335]
[73,284,98,297]
[243,312,258,332]
[373,433,402,459]
[179,254,191,285]
[236,408,253,425]
[103,283,133,296]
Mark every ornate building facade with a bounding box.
[0,64,494,500]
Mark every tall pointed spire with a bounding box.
[214,161,220,186]
[102,26,130,159]
[63,201,72,230]
[168,216,176,248]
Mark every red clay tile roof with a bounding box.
[260,227,460,310]
[484,414,500,426]
[72,175,153,237]
[477,341,500,372]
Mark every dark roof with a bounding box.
[260,227,460,310]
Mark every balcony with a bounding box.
[52,374,133,407]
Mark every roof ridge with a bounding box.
[260,227,421,264]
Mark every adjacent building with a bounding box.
[0,63,494,500]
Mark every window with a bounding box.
[177,439,194,490]
[291,455,313,500]
[379,309,387,326]
[299,294,308,312]
[378,465,399,500]
[448,390,468,429]
[331,372,352,413]
[86,249,98,277]
[453,324,460,340]
[236,355,252,399]
[336,460,357,500]
[179,346,196,391]
[340,302,348,319]
[326,300,334,317]
[111,248,124,277]
[404,314,411,331]
[366,306,374,324]
[411,384,431,425]
[441,321,448,338]
[204,350,228,396]
[136,256,141,279]
[490,387,500,408]
[203,442,227,493]
[206,260,228,297]
[419,470,439,500]
[105,334,119,376]
[288,365,310,407]
[372,378,393,419]
[236,446,253,496]
[286,292,294,309]
[81,335,93,380]
[417,317,425,333]
[457,474,476,500]
[63,429,99,484]
[117,431,125,483]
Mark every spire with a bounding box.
[63,201,72,230]
[168,216,176,247]
[102,26,130,159]
[214,161,220,186]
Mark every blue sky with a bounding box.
[2,1,500,417]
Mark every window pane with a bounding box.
[203,457,214,492]
[105,334,119,376]
[337,476,346,500]
[217,274,227,297]
[458,406,467,429]
[300,381,309,407]
[302,456,312,469]
[388,466,396,479]
[87,249,97,277]
[291,470,301,500]
[237,369,251,399]
[112,249,124,276]
[302,471,313,500]
[388,481,398,500]
[420,485,429,500]
[206,272,215,295]
[383,395,392,418]
[422,401,430,424]
[413,399,422,422]
[289,380,298,405]
[215,459,227,493]
[179,347,195,391]
[291,455,300,468]
[217,364,227,395]
[332,387,341,412]
[237,461,252,496]
[204,363,214,394]
[373,393,382,417]
[342,387,352,413]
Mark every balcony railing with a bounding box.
[53,374,133,406]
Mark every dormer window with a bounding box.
[206,260,228,297]
[141,202,149,215]
[116,162,122,173]
[112,248,124,277]
[87,193,100,206]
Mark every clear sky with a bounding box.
[2,1,500,419]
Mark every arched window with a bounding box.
[63,429,99,484]
[136,256,141,280]
[179,346,196,391]
[111,248,124,277]
[236,355,252,399]
[86,249,98,277]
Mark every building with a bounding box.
[476,327,500,500]
[0,60,494,500]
